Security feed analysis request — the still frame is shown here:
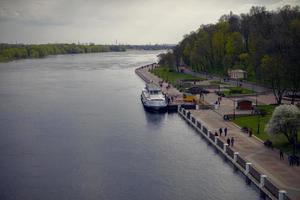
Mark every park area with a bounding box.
[233,105,300,155]
[151,67,204,87]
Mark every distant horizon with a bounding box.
[0,42,176,46]
[1,0,299,44]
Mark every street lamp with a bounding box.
[233,99,236,119]
[257,112,260,134]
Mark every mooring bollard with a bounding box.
[234,152,239,162]
[260,175,267,188]
[278,190,287,200]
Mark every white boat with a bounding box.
[141,83,168,111]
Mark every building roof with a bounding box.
[229,69,247,73]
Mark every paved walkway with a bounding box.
[190,109,300,199]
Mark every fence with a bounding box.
[178,107,290,200]
[249,165,261,182]
[191,117,196,124]
[283,193,291,200]
[264,178,279,199]
[226,146,234,159]
[217,138,224,149]
[202,126,208,135]
[187,111,191,120]
[209,132,215,141]
[197,121,201,129]
[236,154,246,169]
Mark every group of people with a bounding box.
[288,154,300,166]
[214,96,222,109]
[213,127,235,147]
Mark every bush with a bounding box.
[229,87,243,94]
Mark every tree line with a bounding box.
[159,5,300,104]
[0,43,125,62]
[0,43,173,63]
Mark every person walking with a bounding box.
[248,128,252,137]
[231,137,235,147]
[215,131,218,137]
[219,128,222,136]
[224,127,227,137]
[279,149,284,160]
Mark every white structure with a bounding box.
[141,83,168,111]
[228,69,247,79]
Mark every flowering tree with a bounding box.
[265,105,300,155]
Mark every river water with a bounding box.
[0,51,259,200]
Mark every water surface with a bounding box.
[0,51,259,200]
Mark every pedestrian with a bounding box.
[215,131,218,137]
[279,149,284,160]
[248,128,252,137]
[231,137,235,147]
[227,138,230,146]
[219,128,222,136]
[224,127,227,137]
[288,156,293,166]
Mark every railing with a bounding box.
[209,132,215,141]
[236,155,246,169]
[202,126,208,135]
[178,106,289,200]
[249,165,260,182]
[264,178,279,199]
[217,138,224,149]
[187,111,191,119]
[283,193,291,200]
[197,121,201,129]
[226,147,234,159]
[191,117,196,124]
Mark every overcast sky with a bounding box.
[0,0,299,44]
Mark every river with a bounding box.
[0,50,259,200]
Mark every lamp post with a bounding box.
[255,80,259,134]
[257,112,260,134]
[233,99,236,119]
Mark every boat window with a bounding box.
[150,91,161,95]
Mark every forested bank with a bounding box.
[0,43,172,62]
[159,5,300,104]
[0,43,125,62]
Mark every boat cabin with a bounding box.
[146,83,162,95]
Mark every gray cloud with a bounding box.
[0,0,299,44]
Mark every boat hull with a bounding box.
[141,96,168,112]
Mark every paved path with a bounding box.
[181,67,270,93]
[190,109,300,199]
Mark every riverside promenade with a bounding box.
[135,64,300,200]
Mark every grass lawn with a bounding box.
[223,86,254,96]
[151,67,204,86]
[210,80,229,85]
[233,105,300,155]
